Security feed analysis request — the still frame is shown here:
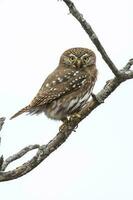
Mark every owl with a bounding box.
[10,47,97,121]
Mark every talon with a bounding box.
[70,113,81,121]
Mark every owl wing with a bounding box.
[29,69,90,108]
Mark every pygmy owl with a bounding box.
[10,47,97,121]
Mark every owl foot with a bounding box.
[59,117,69,132]
[91,93,104,104]
[59,114,80,133]
[69,113,82,132]
[70,113,81,121]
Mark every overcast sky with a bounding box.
[0,0,133,199]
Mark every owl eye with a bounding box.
[69,55,77,63]
[82,56,89,63]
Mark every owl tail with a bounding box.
[10,106,29,120]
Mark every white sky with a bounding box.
[0,0,133,199]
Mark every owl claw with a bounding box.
[69,114,81,132]
[59,114,80,133]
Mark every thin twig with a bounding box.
[123,59,133,70]
[1,144,40,171]
[0,117,5,132]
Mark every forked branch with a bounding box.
[0,0,132,182]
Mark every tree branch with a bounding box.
[1,144,40,171]
[0,0,132,182]
[63,0,120,77]
[123,59,133,71]
[0,59,132,181]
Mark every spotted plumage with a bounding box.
[10,47,98,121]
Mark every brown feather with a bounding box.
[10,106,29,120]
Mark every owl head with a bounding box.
[59,47,96,68]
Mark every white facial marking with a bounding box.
[69,53,77,58]
[81,53,89,58]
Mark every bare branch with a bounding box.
[0,131,71,181]
[0,65,130,182]
[0,1,132,182]
[119,70,133,80]
[62,0,120,76]
[123,59,133,71]
[1,144,40,171]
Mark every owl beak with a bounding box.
[76,59,81,68]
